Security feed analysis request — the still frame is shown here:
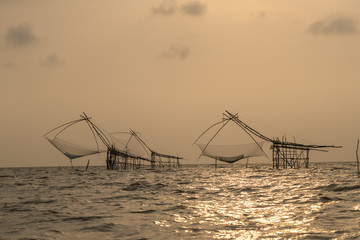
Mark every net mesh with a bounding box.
[46,137,105,159]
[108,133,150,159]
[197,141,265,163]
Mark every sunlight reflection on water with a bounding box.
[165,165,359,239]
[0,163,359,239]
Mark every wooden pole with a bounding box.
[199,119,231,159]
[356,139,359,172]
[85,160,90,171]
[306,149,309,168]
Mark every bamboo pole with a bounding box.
[199,118,231,159]
[356,139,359,172]
[85,160,90,171]
[192,119,228,145]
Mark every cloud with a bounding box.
[307,15,358,35]
[159,44,190,60]
[4,23,38,47]
[2,62,14,69]
[251,11,267,19]
[152,0,177,16]
[180,0,206,16]
[152,0,206,17]
[42,53,65,68]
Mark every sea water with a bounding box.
[0,163,359,240]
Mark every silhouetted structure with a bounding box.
[107,129,182,170]
[44,113,182,170]
[195,110,342,169]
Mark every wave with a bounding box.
[100,181,124,186]
[174,189,197,194]
[81,223,117,232]
[62,216,105,222]
[0,174,15,178]
[53,185,77,190]
[314,183,360,192]
[233,186,257,192]
[313,183,338,191]
[4,206,33,212]
[21,199,56,204]
[123,181,151,191]
[1,164,359,240]
[176,180,192,185]
[332,185,360,192]
[15,182,29,186]
[129,209,156,214]
[163,205,187,211]
[319,195,337,203]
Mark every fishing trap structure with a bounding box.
[194,110,342,169]
[44,113,183,170]
[107,129,182,170]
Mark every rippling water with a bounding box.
[1,163,359,239]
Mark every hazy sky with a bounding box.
[1,0,359,167]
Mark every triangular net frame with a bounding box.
[43,114,110,160]
[108,131,152,160]
[193,112,267,164]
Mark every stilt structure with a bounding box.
[194,110,342,169]
[107,129,183,169]
[226,110,342,169]
[106,145,151,170]
[44,113,182,170]
[129,129,183,168]
[271,138,311,169]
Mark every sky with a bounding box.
[1,0,359,167]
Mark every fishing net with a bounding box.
[109,133,150,159]
[44,117,110,160]
[46,137,105,159]
[196,141,265,163]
